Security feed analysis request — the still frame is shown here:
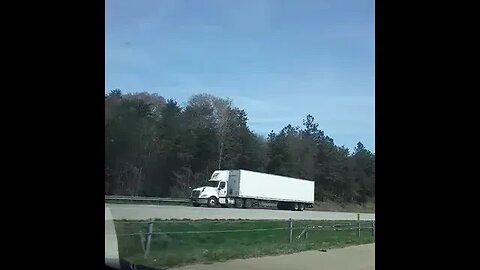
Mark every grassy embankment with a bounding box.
[115,219,375,269]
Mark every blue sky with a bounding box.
[106,0,375,152]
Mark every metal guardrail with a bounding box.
[105,195,190,203]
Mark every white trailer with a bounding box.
[190,169,315,211]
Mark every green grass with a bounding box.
[115,219,375,269]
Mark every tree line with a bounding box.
[105,90,374,204]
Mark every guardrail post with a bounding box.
[357,214,361,238]
[144,219,154,258]
[289,218,293,243]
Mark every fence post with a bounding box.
[289,218,293,243]
[357,214,361,238]
[305,225,308,240]
[140,230,146,252]
[372,220,375,237]
[144,219,154,259]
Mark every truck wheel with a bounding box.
[291,202,299,211]
[244,199,253,208]
[207,197,217,207]
[299,203,305,211]
[235,198,244,208]
[277,202,285,210]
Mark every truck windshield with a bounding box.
[206,181,219,187]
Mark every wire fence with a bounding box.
[113,227,289,237]
[110,217,375,261]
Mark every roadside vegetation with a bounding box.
[115,219,375,269]
[106,91,375,206]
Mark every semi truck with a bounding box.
[190,169,315,211]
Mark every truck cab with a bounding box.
[190,170,230,207]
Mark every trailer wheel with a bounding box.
[235,198,244,208]
[292,202,299,211]
[298,203,305,211]
[244,199,253,208]
[207,197,217,207]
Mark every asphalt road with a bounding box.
[172,243,375,270]
[107,204,375,221]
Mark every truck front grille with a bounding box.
[191,190,200,198]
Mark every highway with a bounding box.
[107,203,375,221]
